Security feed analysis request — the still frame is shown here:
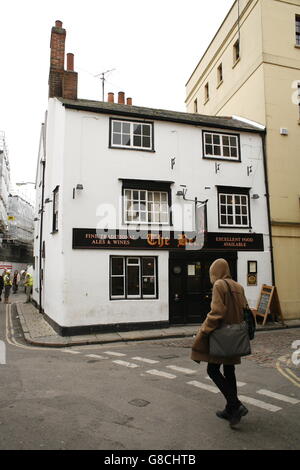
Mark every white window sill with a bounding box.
[232,57,241,69]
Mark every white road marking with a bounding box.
[85,354,106,360]
[146,369,177,379]
[103,351,126,357]
[132,356,159,364]
[239,395,282,412]
[205,376,246,387]
[256,389,300,405]
[166,365,197,375]
[113,360,139,368]
[187,380,220,394]
[62,350,81,354]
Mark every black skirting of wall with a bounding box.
[37,306,170,337]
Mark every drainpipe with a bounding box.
[262,132,275,286]
[39,123,46,313]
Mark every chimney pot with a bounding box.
[118,91,125,105]
[127,97,132,106]
[67,53,74,71]
[108,92,114,103]
[55,20,63,28]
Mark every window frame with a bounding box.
[233,39,240,64]
[217,186,251,229]
[296,15,300,46]
[202,130,241,162]
[121,179,173,226]
[110,256,158,300]
[217,63,223,86]
[204,82,209,103]
[109,118,155,152]
[52,186,59,233]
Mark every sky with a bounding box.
[0,0,234,202]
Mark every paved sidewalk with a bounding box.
[12,292,300,348]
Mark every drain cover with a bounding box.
[129,399,150,408]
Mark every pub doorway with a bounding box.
[169,252,237,324]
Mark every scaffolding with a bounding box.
[0,131,11,235]
[6,195,34,245]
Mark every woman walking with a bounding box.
[191,258,249,428]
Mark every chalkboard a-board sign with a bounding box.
[254,285,284,326]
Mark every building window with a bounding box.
[110,256,157,299]
[52,186,59,232]
[110,119,153,150]
[204,83,209,102]
[203,131,240,160]
[124,189,169,224]
[194,98,198,113]
[296,15,300,45]
[218,187,250,228]
[217,63,223,85]
[233,39,240,63]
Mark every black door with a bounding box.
[169,253,237,324]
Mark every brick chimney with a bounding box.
[107,92,114,103]
[118,91,125,104]
[49,21,78,100]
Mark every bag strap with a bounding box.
[223,279,243,322]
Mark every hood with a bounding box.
[209,258,232,284]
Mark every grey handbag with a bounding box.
[209,281,251,357]
[209,321,251,357]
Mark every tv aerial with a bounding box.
[95,69,116,101]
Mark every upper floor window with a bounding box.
[110,119,153,151]
[204,83,209,102]
[194,98,198,113]
[218,187,250,228]
[52,186,59,232]
[296,15,300,46]
[217,63,223,85]
[203,131,240,161]
[233,39,240,63]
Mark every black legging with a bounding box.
[207,363,241,412]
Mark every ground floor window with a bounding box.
[110,256,158,299]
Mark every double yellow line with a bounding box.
[276,356,300,388]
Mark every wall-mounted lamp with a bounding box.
[73,184,84,199]
[252,194,260,199]
[176,185,187,198]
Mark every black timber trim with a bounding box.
[62,102,265,134]
[42,310,169,337]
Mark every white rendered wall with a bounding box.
[39,99,271,328]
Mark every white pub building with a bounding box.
[33,21,273,335]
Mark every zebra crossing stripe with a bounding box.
[205,376,246,387]
[113,360,139,368]
[166,365,197,375]
[239,395,282,412]
[256,389,300,404]
[62,350,81,354]
[132,357,159,364]
[103,351,126,357]
[187,380,220,394]
[146,369,177,379]
[85,354,106,360]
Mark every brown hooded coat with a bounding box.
[191,258,247,365]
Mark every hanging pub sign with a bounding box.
[72,228,205,251]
